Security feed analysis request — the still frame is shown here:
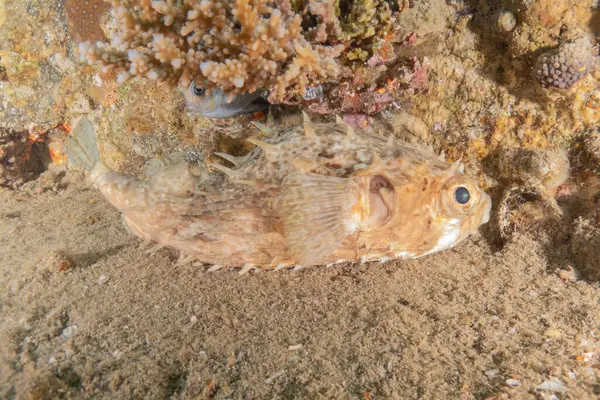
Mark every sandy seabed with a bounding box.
[1,174,599,400]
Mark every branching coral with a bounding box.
[78,0,344,102]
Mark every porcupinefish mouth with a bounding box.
[185,101,199,112]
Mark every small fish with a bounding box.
[184,82,269,119]
[66,114,491,271]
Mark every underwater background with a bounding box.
[2,0,600,398]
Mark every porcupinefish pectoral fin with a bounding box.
[278,173,361,266]
[148,163,196,199]
[233,97,269,116]
[65,116,100,172]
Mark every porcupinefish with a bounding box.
[183,82,269,119]
[66,114,491,272]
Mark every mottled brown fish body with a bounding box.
[93,116,491,271]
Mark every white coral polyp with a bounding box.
[232,76,245,88]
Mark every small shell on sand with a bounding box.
[485,369,500,379]
[265,370,285,384]
[544,329,562,339]
[557,265,581,282]
[61,325,78,339]
[536,378,567,393]
[506,378,520,387]
[46,250,75,272]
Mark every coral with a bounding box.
[534,36,598,90]
[78,0,345,102]
[308,56,430,116]
[65,0,111,43]
[81,77,210,175]
[306,0,397,50]
[300,0,445,114]
[0,0,76,132]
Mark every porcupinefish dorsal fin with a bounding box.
[148,163,195,199]
[143,152,186,178]
[449,159,464,173]
[278,173,361,266]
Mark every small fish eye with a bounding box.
[455,186,470,204]
[191,82,205,96]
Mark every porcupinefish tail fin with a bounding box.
[278,173,361,266]
[65,116,100,172]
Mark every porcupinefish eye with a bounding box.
[191,82,205,96]
[455,186,471,204]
